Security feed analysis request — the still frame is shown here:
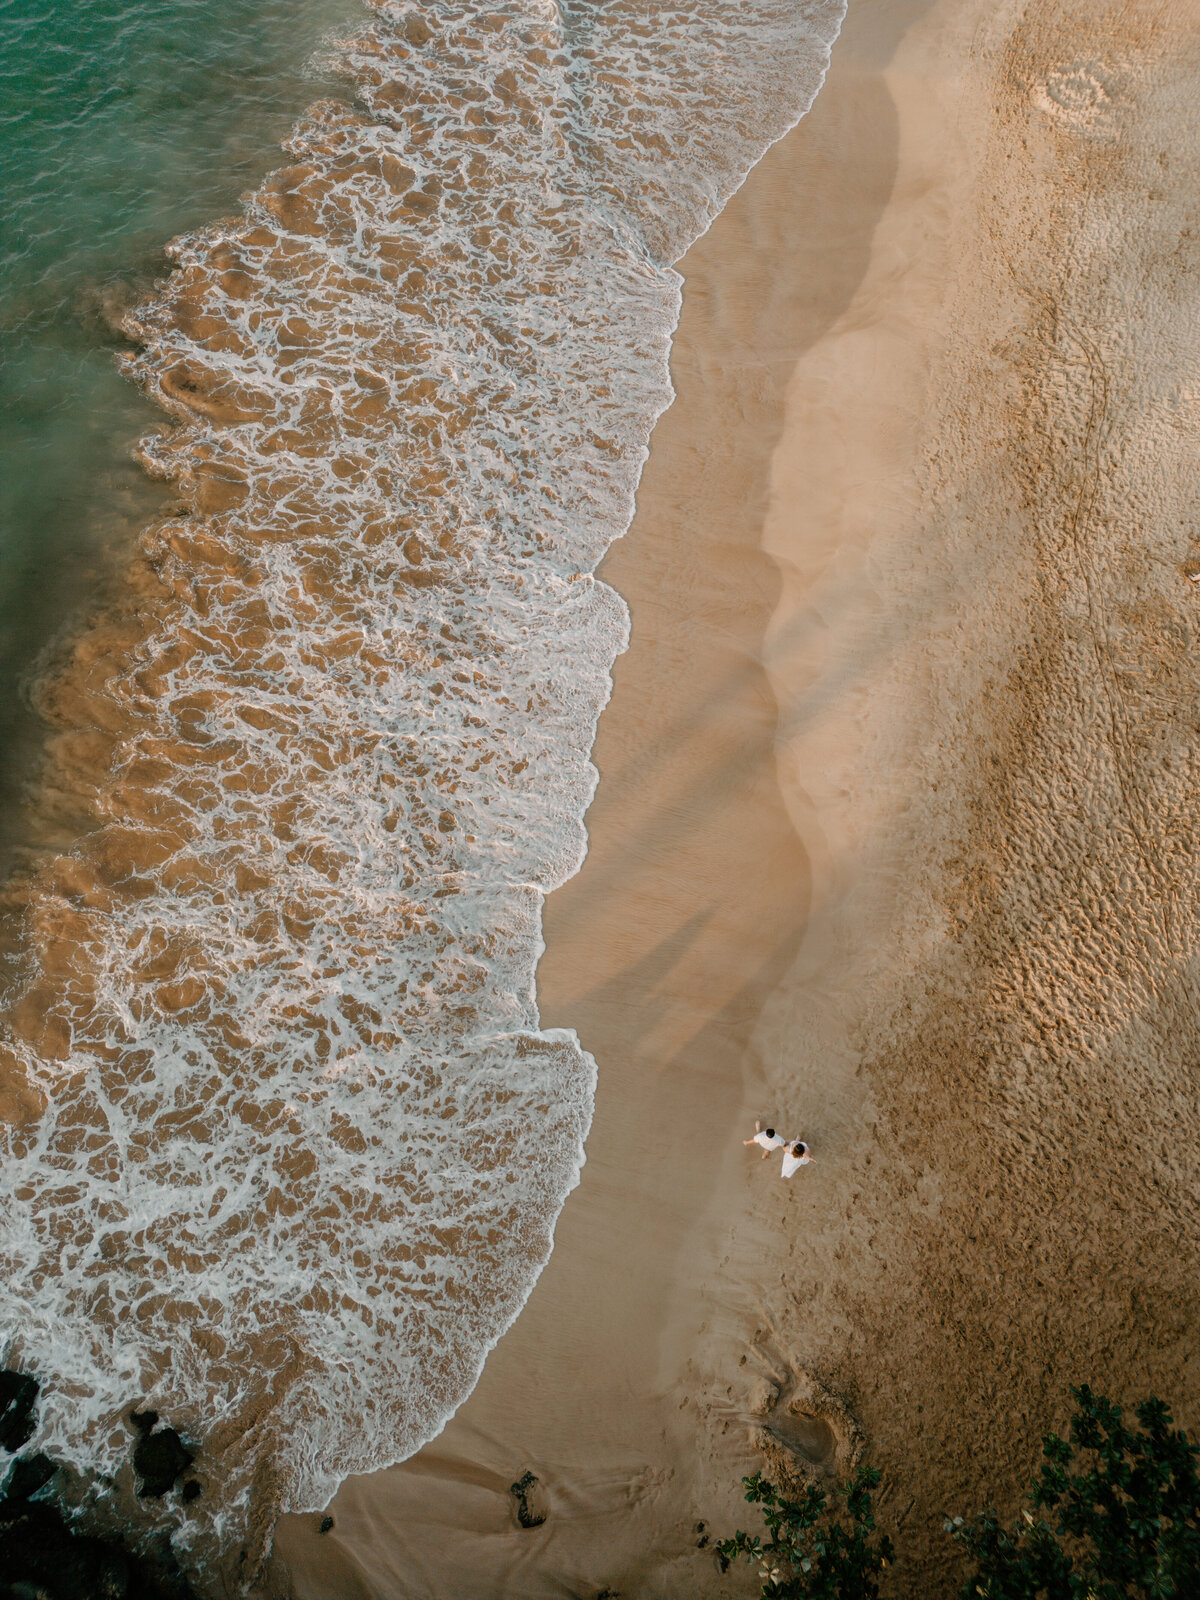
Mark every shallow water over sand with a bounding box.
[0,0,843,1576]
[0,0,367,881]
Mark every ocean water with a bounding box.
[0,0,357,865]
[0,0,844,1581]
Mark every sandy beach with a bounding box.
[268,0,1200,1594]
[3,0,1199,1592]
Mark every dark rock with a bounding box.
[125,1411,194,1500]
[0,1375,39,1455]
[508,1470,547,1530]
[317,1516,333,1535]
[0,1499,190,1599]
[1,1456,57,1503]
[131,1427,194,1500]
[178,1483,200,1505]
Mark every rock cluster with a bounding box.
[0,1499,189,1600]
[0,1372,200,1599]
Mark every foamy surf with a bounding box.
[0,0,844,1579]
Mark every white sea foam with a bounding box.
[0,0,844,1574]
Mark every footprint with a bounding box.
[770,1407,839,1468]
[745,1356,862,1489]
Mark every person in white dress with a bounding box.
[743,1121,785,1159]
[780,1140,813,1178]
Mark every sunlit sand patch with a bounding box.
[1031,60,1127,133]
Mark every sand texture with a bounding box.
[747,0,1200,1586]
[269,0,1200,1594]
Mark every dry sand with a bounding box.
[270,0,1200,1595]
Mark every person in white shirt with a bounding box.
[780,1140,813,1178]
[743,1121,785,1159]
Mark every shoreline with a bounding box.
[3,0,1198,1591]
[272,0,1200,1594]
[0,3,848,1566]
[1,0,851,1586]
[268,3,924,1592]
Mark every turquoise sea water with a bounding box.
[0,0,356,859]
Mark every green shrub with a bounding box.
[716,1465,894,1599]
[947,1385,1200,1599]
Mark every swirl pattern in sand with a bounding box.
[0,0,844,1562]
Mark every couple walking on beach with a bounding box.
[744,1121,813,1178]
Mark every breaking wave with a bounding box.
[0,0,844,1574]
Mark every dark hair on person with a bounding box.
[765,1128,775,1139]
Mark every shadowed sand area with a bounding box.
[273,0,1200,1595]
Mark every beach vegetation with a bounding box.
[947,1384,1200,1599]
[719,1388,1199,1599]
[716,1464,893,1599]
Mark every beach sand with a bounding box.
[267,0,1200,1593]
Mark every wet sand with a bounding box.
[268,60,823,1600]
[270,0,928,1591]
[271,0,1200,1594]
